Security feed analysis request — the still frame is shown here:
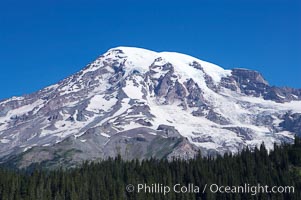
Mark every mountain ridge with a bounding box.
[0,46,300,168]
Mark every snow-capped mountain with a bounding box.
[0,47,301,168]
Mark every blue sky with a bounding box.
[0,0,300,99]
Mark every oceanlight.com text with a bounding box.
[126,183,295,196]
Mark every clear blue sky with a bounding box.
[0,0,300,100]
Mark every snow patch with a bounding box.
[86,94,117,113]
[123,76,144,99]
[101,133,110,138]
[0,138,10,143]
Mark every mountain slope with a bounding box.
[0,47,300,168]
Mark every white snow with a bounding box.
[40,108,99,139]
[109,46,232,85]
[147,97,244,151]
[106,98,132,123]
[198,142,222,149]
[292,94,298,99]
[90,43,296,153]
[0,99,45,128]
[59,83,82,96]
[159,51,231,83]
[277,94,286,99]
[276,131,294,139]
[43,84,59,91]
[144,83,301,151]
[107,47,158,75]
[101,133,110,138]
[106,47,234,113]
[86,94,117,113]
[123,76,145,99]
[1,46,301,155]
[23,146,34,152]
[0,96,25,105]
[0,138,10,143]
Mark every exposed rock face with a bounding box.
[157,125,181,137]
[184,79,206,107]
[220,68,301,103]
[0,46,300,168]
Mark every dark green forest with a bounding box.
[0,138,301,200]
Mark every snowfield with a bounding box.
[0,46,300,160]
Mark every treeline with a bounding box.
[0,138,301,200]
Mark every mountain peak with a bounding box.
[103,46,231,84]
[0,47,301,168]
